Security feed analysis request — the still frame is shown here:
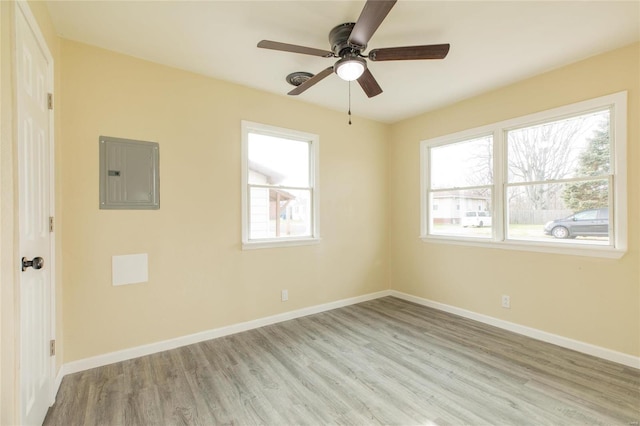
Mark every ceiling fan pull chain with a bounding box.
[348,81,352,125]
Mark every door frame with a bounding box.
[15,0,57,413]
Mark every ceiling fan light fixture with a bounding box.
[335,56,366,81]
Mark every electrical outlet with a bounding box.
[501,295,511,309]
[281,289,288,302]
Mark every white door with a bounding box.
[16,3,54,425]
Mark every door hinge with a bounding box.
[49,216,54,233]
[47,93,53,110]
[50,340,56,356]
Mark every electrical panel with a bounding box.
[99,136,159,209]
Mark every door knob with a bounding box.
[21,257,44,271]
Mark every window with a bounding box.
[421,92,627,258]
[242,121,319,249]
[428,135,493,238]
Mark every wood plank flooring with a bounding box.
[44,297,640,425]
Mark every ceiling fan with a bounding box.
[257,0,450,98]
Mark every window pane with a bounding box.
[249,187,311,239]
[430,189,492,238]
[506,179,609,245]
[430,135,493,189]
[248,133,309,187]
[507,110,610,183]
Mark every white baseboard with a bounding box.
[390,290,640,370]
[63,290,393,375]
[61,288,638,381]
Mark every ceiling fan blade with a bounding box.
[288,67,334,96]
[357,68,383,98]
[348,0,397,49]
[368,44,450,61]
[258,40,334,58]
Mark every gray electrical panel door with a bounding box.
[99,136,160,209]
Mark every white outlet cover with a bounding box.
[502,295,511,308]
[112,253,148,286]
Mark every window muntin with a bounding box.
[420,92,627,257]
[242,121,319,248]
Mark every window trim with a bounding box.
[420,92,627,259]
[241,121,320,250]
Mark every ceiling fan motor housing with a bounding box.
[329,23,364,56]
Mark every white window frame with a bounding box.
[420,92,627,259]
[241,120,320,250]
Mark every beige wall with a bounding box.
[60,40,389,362]
[0,1,61,423]
[389,43,640,357]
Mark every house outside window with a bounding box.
[242,121,319,249]
[420,92,627,258]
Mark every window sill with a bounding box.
[419,235,626,259]
[242,237,321,250]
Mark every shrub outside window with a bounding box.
[420,92,627,258]
[242,121,319,249]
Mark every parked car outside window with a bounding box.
[461,211,492,228]
[543,208,609,239]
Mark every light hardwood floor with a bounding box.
[44,297,640,425]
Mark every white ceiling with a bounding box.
[46,1,640,123]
